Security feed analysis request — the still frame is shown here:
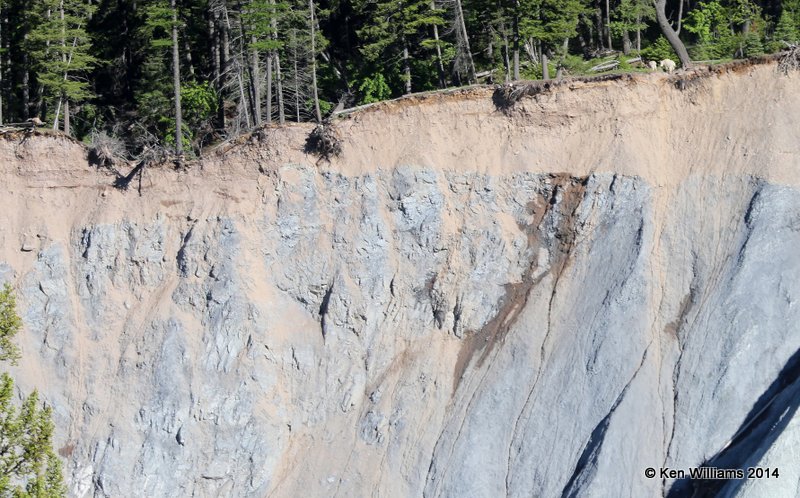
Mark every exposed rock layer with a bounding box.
[1,63,800,497]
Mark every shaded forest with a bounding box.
[0,0,798,156]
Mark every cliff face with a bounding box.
[2,63,800,497]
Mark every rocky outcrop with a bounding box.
[1,63,800,497]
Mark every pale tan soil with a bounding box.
[0,60,798,497]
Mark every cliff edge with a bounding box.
[1,62,799,497]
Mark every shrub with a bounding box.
[358,74,392,104]
[641,36,677,62]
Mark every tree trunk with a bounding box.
[221,11,230,67]
[454,0,476,82]
[210,14,219,84]
[578,33,589,58]
[309,0,322,123]
[275,55,285,124]
[184,39,195,77]
[541,51,549,80]
[430,0,445,88]
[271,0,284,123]
[403,41,411,94]
[266,52,273,123]
[36,7,52,120]
[636,13,642,52]
[513,7,520,80]
[605,0,612,50]
[503,30,511,82]
[654,0,690,67]
[236,2,258,126]
[64,100,70,136]
[622,29,631,55]
[736,18,752,58]
[251,39,261,126]
[222,4,251,128]
[292,28,300,123]
[55,0,66,132]
[22,65,29,120]
[210,12,224,129]
[675,0,684,35]
[171,0,183,156]
[595,4,604,50]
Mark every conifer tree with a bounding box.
[28,0,96,135]
[358,0,445,95]
[774,9,798,45]
[242,0,286,123]
[0,285,21,364]
[519,0,588,78]
[137,0,185,152]
[611,0,654,53]
[0,284,66,497]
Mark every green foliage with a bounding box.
[560,53,591,73]
[181,81,217,128]
[161,119,190,150]
[520,0,591,52]
[773,10,798,45]
[742,32,764,56]
[244,0,287,52]
[134,0,187,148]
[610,0,655,41]
[297,97,332,119]
[727,0,760,26]
[135,74,172,145]
[357,73,392,104]
[0,285,21,365]
[0,287,66,497]
[684,0,728,45]
[641,36,677,61]
[141,0,175,49]
[0,0,794,141]
[357,0,446,94]
[684,0,766,59]
[28,0,97,109]
[0,374,66,497]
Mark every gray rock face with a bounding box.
[4,63,800,497]
[4,166,800,498]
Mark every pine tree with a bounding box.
[28,0,96,135]
[0,284,67,497]
[136,0,185,152]
[242,0,287,123]
[774,9,797,45]
[517,0,589,78]
[0,285,21,364]
[611,0,654,53]
[358,0,445,95]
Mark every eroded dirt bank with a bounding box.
[1,62,799,497]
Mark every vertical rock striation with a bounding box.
[1,63,800,497]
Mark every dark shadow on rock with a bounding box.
[667,346,800,498]
[113,161,146,192]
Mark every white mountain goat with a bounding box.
[660,59,677,73]
[647,60,658,71]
